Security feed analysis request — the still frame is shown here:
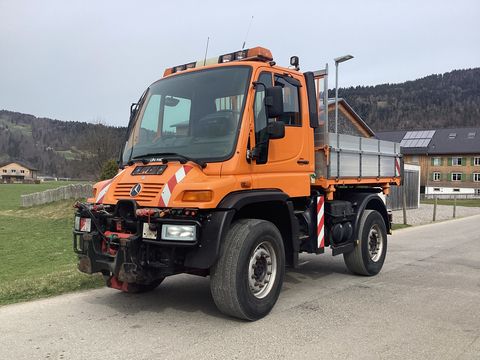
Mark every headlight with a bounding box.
[161,224,196,241]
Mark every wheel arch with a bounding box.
[220,190,299,267]
[336,191,390,239]
[364,196,390,234]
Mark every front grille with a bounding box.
[113,182,164,203]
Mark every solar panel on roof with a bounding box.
[400,130,435,148]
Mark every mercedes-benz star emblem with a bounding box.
[130,183,142,197]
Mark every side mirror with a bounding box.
[130,102,138,121]
[265,86,284,118]
[267,121,285,140]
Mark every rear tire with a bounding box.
[210,219,285,321]
[343,210,387,276]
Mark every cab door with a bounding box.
[250,68,312,197]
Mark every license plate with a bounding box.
[142,223,157,240]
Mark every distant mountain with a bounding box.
[336,68,480,131]
[0,110,125,179]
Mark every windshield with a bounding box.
[122,66,251,164]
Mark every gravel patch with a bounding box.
[392,204,480,226]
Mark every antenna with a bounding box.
[203,37,210,66]
[242,16,254,49]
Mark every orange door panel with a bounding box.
[250,67,313,197]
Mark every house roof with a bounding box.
[0,161,38,171]
[376,127,480,155]
[326,98,376,137]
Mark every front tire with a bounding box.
[210,219,285,321]
[343,210,387,276]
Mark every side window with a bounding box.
[254,72,273,144]
[141,94,161,132]
[162,96,191,136]
[138,94,161,143]
[274,76,301,126]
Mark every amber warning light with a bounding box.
[163,46,274,76]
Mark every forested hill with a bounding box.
[337,68,480,131]
[0,110,125,179]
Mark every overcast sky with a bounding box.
[1,0,479,126]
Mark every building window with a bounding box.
[453,188,460,192]
[452,157,463,166]
[432,172,441,181]
[475,157,480,166]
[433,188,440,191]
[452,173,462,181]
[410,155,419,164]
[11,169,16,173]
[476,189,480,196]
[432,157,442,166]
[20,170,25,173]
[449,133,456,139]
[474,173,480,182]
[2,169,6,173]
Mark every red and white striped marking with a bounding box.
[317,195,325,249]
[95,169,125,204]
[158,165,193,207]
[395,158,401,177]
[80,218,91,232]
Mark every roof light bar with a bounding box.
[163,46,273,77]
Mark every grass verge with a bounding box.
[392,223,412,230]
[420,199,480,207]
[0,183,103,306]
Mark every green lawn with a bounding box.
[0,181,80,211]
[0,183,103,306]
[392,223,412,230]
[421,199,480,207]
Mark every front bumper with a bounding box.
[73,204,233,282]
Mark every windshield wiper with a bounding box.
[132,152,207,169]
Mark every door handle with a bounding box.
[297,159,309,165]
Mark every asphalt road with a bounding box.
[1,215,479,360]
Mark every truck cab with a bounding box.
[73,47,401,320]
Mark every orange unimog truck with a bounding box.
[73,47,402,320]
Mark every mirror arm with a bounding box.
[252,81,267,91]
